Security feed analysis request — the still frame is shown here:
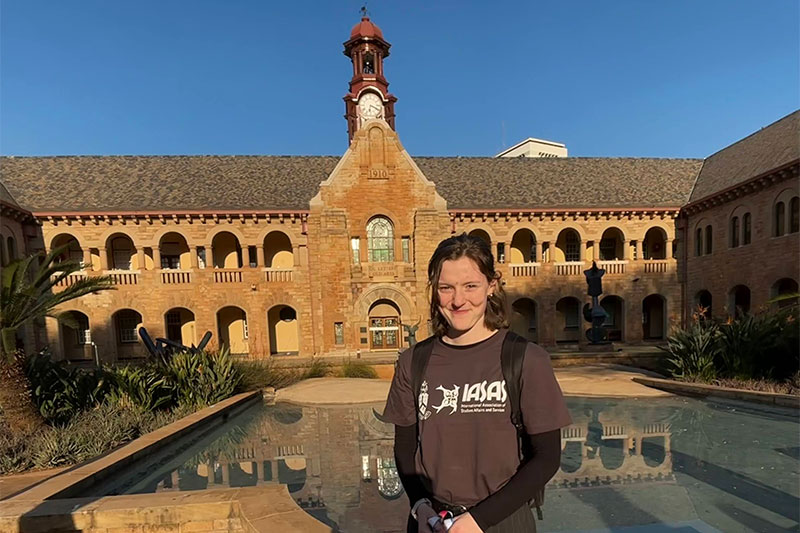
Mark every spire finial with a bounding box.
[360,5,368,18]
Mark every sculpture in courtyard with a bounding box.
[583,261,609,344]
[402,319,421,347]
[139,327,212,362]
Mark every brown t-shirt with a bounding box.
[382,329,572,507]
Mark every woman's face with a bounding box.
[436,256,497,337]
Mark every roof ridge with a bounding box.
[703,109,800,161]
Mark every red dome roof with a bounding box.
[350,16,384,40]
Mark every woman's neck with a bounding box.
[442,327,498,346]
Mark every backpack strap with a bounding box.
[411,337,436,419]
[500,330,545,520]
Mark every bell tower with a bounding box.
[343,9,397,143]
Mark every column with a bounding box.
[136,248,145,271]
[548,242,556,263]
[593,241,600,261]
[579,240,585,262]
[206,461,216,486]
[153,247,161,270]
[257,245,266,268]
[99,247,109,270]
[665,239,674,259]
[221,463,230,487]
[256,460,265,485]
[534,241,541,263]
[625,240,634,260]
[82,249,92,269]
[190,247,199,269]
[635,240,643,261]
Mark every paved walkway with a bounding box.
[275,364,672,405]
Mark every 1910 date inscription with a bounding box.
[368,168,388,179]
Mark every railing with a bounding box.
[509,262,539,277]
[161,270,191,284]
[555,262,584,276]
[276,444,304,457]
[602,425,628,439]
[106,270,139,285]
[643,260,669,273]
[598,260,627,274]
[53,272,88,288]
[643,422,670,434]
[264,268,293,282]
[214,269,243,283]
[562,426,585,441]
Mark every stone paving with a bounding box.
[275,364,672,405]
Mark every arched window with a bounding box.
[791,197,799,234]
[704,225,713,255]
[367,217,394,262]
[743,213,751,245]
[729,216,739,248]
[695,227,703,256]
[6,236,16,262]
[774,201,785,236]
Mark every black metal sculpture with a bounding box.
[139,327,212,363]
[583,261,609,344]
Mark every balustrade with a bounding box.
[214,269,243,283]
[509,262,539,277]
[597,260,627,274]
[161,270,191,284]
[264,268,293,282]
[555,262,584,276]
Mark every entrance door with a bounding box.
[370,317,399,350]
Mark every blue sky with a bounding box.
[1,0,797,158]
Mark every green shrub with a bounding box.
[106,365,175,412]
[0,402,189,474]
[300,357,330,379]
[339,359,378,379]
[24,352,109,425]
[159,349,241,409]
[663,321,719,382]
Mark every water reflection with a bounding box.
[119,396,797,533]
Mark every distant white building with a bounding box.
[496,137,567,158]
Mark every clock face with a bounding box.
[358,92,383,120]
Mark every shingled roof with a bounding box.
[689,110,800,203]
[0,155,701,213]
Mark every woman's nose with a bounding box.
[452,289,467,306]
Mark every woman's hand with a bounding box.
[448,512,483,533]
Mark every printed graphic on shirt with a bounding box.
[418,381,432,420]
[422,379,508,416]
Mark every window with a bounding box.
[496,242,505,263]
[6,236,16,262]
[730,216,739,248]
[791,197,799,233]
[166,311,182,342]
[695,228,703,256]
[402,237,411,263]
[117,311,140,343]
[565,231,580,262]
[75,315,91,345]
[248,246,257,268]
[363,52,375,74]
[111,237,133,270]
[197,247,207,269]
[705,225,713,255]
[775,201,785,236]
[334,322,344,345]
[599,238,616,261]
[161,254,180,269]
[367,217,394,262]
[743,213,751,244]
[351,237,360,264]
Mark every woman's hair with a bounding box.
[427,233,509,337]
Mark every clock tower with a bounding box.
[343,11,397,143]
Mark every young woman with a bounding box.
[383,234,572,533]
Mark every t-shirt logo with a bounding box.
[421,380,509,417]
[432,384,460,414]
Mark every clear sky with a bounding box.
[1,0,797,158]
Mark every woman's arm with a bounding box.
[395,423,431,505]
[468,429,561,530]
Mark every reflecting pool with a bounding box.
[91,396,799,533]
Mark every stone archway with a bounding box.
[354,284,415,350]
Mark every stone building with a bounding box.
[0,16,797,362]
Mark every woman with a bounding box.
[382,234,572,532]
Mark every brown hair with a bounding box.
[427,233,508,337]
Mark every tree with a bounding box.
[0,246,114,433]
